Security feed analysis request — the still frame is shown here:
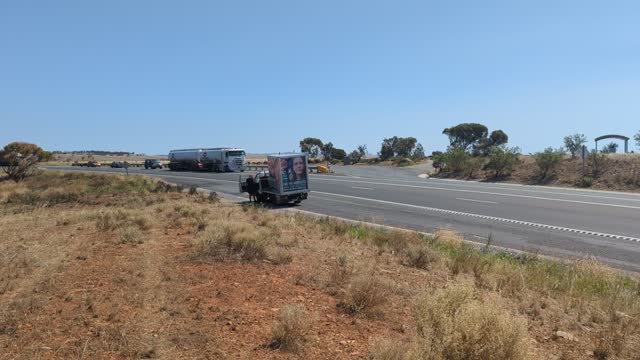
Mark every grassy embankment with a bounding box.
[1,172,639,359]
[432,153,640,192]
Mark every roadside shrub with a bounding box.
[119,226,144,244]
[95,210,130,231]
[484,146,520,178]
[414,283,529,360]
[270,249,293,265]
[439,146,470,173]
[269,305,312,352]
[393,158,414,167]
[192,222,269,261]
[463,157,485,178]
[94,210,149,232]
[532,147,564,179]
[404,244,439,270]
[339,274,390,316]
[588,152,609,177]
[369,338,411,360]
[325,255,354,295]
[579,176,594,187]
[208,191,219,203]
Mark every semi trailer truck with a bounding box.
[168,147,247,172]
[239,153,309,204]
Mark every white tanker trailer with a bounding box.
[168,147,247,172]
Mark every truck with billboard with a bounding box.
[168,147,247,172]
[239,153,309,204]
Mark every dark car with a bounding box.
[111,161,125,168]
[144,159,162,169]
[87,160,101,167]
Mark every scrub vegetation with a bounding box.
[1,171,639,359]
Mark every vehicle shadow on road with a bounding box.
[239,201,300,210]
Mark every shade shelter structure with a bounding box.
[594,135,630,153]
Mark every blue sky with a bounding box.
[1,0,639,155]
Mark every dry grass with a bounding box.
[414,282,529,360]
[269,305,313,352]
[369,338,412,360]
[1,171,639,359]
[339,273,391,317]
[191,221,270,261]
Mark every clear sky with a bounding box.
[1,0,639,155]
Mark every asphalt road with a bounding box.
[45,166,640,272]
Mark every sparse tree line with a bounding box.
[431,126,640,187]
[433,123,520,178]
[3,129,640,184]
[299,127,640,181]
[300,136,425,165]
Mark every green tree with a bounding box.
[395,137,417,158]
[489,130,509,147]
[349,145,367,163]
[412,143,426,160]
[601,142,618,154]
[0,142,49,181]
[379,136,419,160]
[379,137,397,160]
[563,134,587,159]
[322,142,335,160]
[532,147,564,179]
[332,148,347,161]
[484,146,520,178]
[299,137,324,158]
[442,123,488,152]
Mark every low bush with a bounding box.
[192,222,269,261]
[94,209,149,232]
[404,244,439,270]
[484,146,520,178]
[339,274,390,316]
[119,226,144,245]
[437,147,470,174]
[532,147,564,180]
[369,338,411,360]
[325,255,354,295]
[414,283,529,360]
[579,176,594,187]
[269,305,313,352]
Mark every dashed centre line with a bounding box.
[457,198,498,204]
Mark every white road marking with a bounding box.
[457,198,498,204]
[352,186,374,190]
[312,191,640,243]
[312,177,640,210]
[156,174,237,184]
[310,173,640,202]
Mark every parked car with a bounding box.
[87,160,101,167]
[144,159,162,169]
[110,161,125,168]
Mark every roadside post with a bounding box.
[124,161,129,176]
[581,145,587,175]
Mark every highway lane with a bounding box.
[44,166,640,272]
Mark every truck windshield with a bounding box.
[226,151,245,157]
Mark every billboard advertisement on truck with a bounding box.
[267,153,309,195]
